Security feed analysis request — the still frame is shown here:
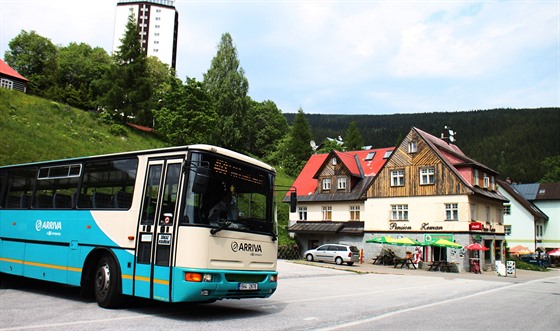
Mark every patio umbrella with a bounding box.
[426,238,463,249]
[366,236,396,244]
[464,243,489,251]
[547,248,560,256]
[509,245,532,255]
[393,237,425,246]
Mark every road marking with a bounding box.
[314,276,560,331]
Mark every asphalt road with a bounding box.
[1,261,559,330]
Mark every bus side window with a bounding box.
[74,192,92,209]
[115,191,132,209]
[53,192,72,209]
[92,192,114,209]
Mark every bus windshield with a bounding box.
[181,151,275,236]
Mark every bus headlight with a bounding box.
[269,274,278,282]
[185,272,213,282]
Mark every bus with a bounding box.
[0,145,285,308]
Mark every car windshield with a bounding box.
[180,151,276,236]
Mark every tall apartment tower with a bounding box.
[113,0,179,70]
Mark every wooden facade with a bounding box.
[368,129,470,198]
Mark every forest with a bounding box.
[285,108,560,183]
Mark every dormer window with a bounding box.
[473,169,479,186]
[337,177,347,190]
[483,173,489,188]
[365,152,376,161]
[322,178,331,191]
[408,141,417,153]
[383,150,393,159]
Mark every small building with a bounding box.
[0,58,28,93]
[497,179,548,253]
[508,182,560,252]
[287,147,394,251]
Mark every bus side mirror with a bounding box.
[192,166,210,194]
[290,191,297,213]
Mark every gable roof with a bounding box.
[498,179,548,221]
[413,127,508,202]
[288,147,393,202]
[0,58,28,82]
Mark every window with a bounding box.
[485,206,490,223]
[322,178,331,191]
[473,169,479,186]
[391,204,408,221]
[298,206,307,221]
[420,167,435,185]
[536,225,543,237]
[390,170,404,186]
[408,141,417,153]
[504,225,511,236]
[491,176,495,190]
[483,173,489,188]
[332,157,337,165]
[365,152,375,161]
[445,203,458,221]
[337,177,346,190]
[383,150,393,159]
[322,206,332,220]
[1,78,14,89]
[503,204,511,215]
[350,205,360,220]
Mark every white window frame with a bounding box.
[332,157,337,165]
[298,206,307,221]
[1,78,14,89]
[473,169,479,186]
[503,204,511,215]
[390,170,405,186]
[408,141,417,153]
[337,177,346,190]
[322,178,331,191]
[445,203,458,221]
[322,206,332,221]
[391,204,408,221]
[420,167,435,185]
[350,205,360,220]
[504,224,511,236]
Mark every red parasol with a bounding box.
[464,243,489,251]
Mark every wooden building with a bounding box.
[0,58,28,93]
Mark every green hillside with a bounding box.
[0,88,167,166]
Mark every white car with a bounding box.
[304,244,360,266]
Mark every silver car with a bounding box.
[304,244,360,266]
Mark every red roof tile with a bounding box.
[0,58,28,81]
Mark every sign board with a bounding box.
[469,222,483,231]
[506,260,516,277]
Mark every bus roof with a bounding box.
[0,144,276,173]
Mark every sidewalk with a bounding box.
[289,259,560,283]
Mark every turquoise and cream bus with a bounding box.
[0,145,280,308]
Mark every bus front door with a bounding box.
[134,158,183,302]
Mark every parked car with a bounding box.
[304,244,360,266]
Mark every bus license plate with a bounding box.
[238,283,258,291]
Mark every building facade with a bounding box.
[287,147,394,251]
[113,0,179,70]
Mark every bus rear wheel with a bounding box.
[94,255,123,308]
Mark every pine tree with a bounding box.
[284,108,313,176]
[345,121,365,151]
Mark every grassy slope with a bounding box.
[0,89,166,166]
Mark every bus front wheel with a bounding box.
[94,255,123,308]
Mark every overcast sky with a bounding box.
[1,0,558,114]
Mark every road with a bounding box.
[1,261,559,330]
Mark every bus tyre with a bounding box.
[94,255,123,308]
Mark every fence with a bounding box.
[278,245,301,260]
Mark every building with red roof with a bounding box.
[0,58,28,93]
[287,147,394,249]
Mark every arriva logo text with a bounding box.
[35,220,62,232]
[231,241,262,253]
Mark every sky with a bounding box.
[1,0,558,115]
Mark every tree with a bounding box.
[283,108,313,176]
[540,156,560,183]
[246,99,289,158]
[345,121,365,151]
[53,42,111,110]
[153,77,216,145]
[316,138,344,154]
[97,13,152,124]
[203,33,249,151]
[4,30,57,97]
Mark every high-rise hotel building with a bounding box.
[113,0,179,70]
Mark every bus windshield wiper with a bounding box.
[210,220,231,235]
